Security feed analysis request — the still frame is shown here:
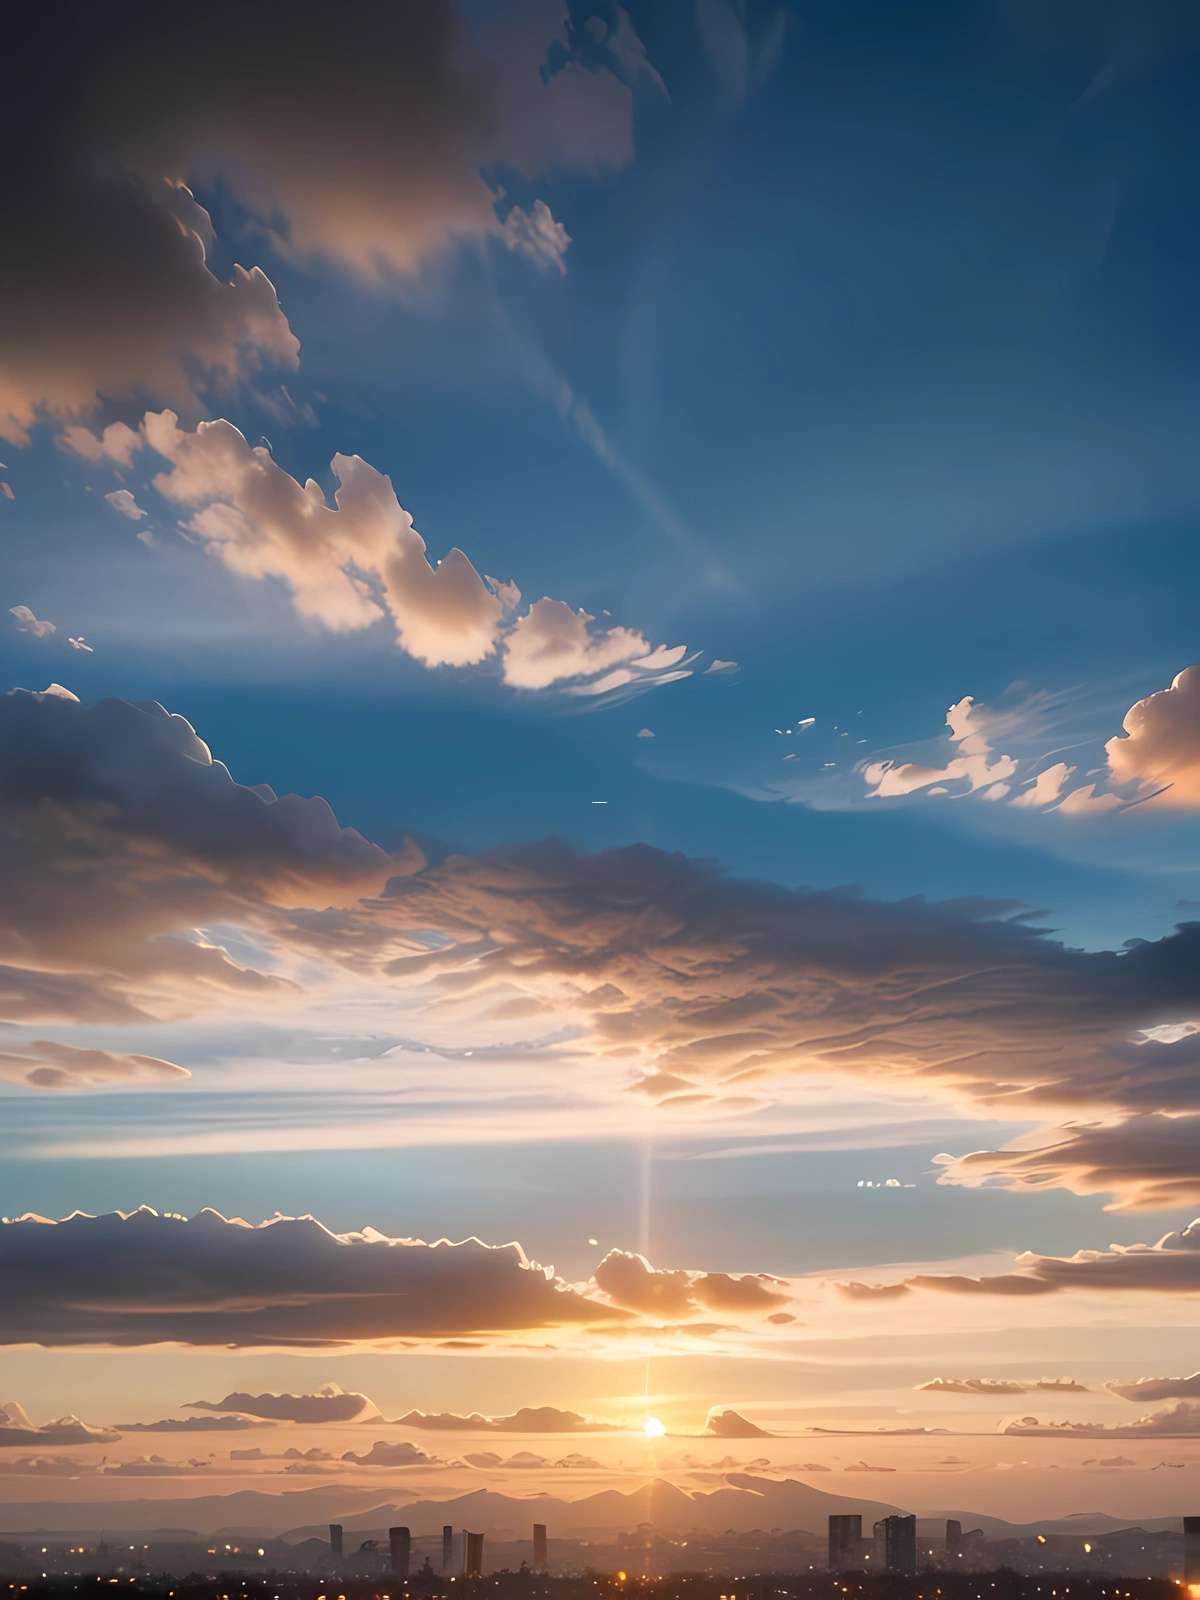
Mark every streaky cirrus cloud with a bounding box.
[1005,1400,1200,1438]
[185,1384,379,1424]
[137,411,689,693]
[917,1377,1088,1396]
[0,1401,120,1449]
[0,1207,623,1349]
[1105,1373,1200,1403]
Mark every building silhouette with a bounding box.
[533,1524,548,1573]
[873,1514,917,1576]
[442,1526,454,1573]
[1184,1517,1200,1584]
[947,1521,963,1559]
[329,1525,343,1562]
[464,1531,484,1579]
[829,1515,862,1570]
[388,1527,411,1579]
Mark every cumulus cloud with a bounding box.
[394,1406,620,1433]
[104,488,147,520]
[1005,1400,1200,1438]
[60,422,143,467]
[0,1207,622,1349]
[917,1377,1087,1396]
[704,1408,773,1438]
[186,1384,378,1424]
[593,1250,789,1319]
[141,412,688,692]
[0,1039,189,1091]
[500,200,571,273]
[863,696,1017,800]
[1105,666,1200,807]
[9,605,55,639]
[1106,1373,1200,1403]
[0,1401,119,1448]
[341,1439,437,1468]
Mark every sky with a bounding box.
[4,0,1200,1532]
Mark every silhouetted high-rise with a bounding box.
[829,1514,862,1570]
[1185,1517,1200,1584]
[329,1525,344,1562]
[442,1526,454,1572]
[533,1523,548,1572]
[874,1514,917,1576]
[388,1527,411,1579]
[946,1520,963,1558]
[464,1530,484,1578]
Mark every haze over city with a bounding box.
[5,0,1200,1571]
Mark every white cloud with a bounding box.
[1104,665,1200,807]
[67,636,94,653]
[0,1400,119,1448]
[104,487,147,520]
[61,421,143,467]
[9,604,56,639]
[500,200,571,274]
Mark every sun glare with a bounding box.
[643,1415,667,1438]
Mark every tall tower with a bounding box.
[881,1515,917,1576]
[533,1524,548,1572]
[946,1520,962,1560]
[389,1527,411,1579]
[464,1531,484,1579]
[1184,1517,1200,1585]
[442,1525,454,1572]
[828,1515,862,1570]
[329,1525,344,1562]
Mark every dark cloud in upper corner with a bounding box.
[0,0,651,442]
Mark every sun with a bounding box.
[643,1415,667,1438]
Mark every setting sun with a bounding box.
[643,1415,667,1439]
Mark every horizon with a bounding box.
[4,0,1200,1565]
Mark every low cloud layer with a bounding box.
[0,1040,189,1091]
[393,1406,620,1433]
[1106,1373,1200,1403]
[0,1401,119,1449]
[704,1408,773,1438]
[0,1207,621,1348]
[186,1384,377,1424]
[1005,1400,1200,1438]
[917,1377,1087,1396]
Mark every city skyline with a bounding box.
[4,0,1200,1532]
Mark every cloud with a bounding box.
[1005,1400,1200,1438]
[705,658,738,674]
[500,200,571,274]
[116,1416,266,1434]
[186,1384,378,1424]
[917,1377,1087,1396]
[1106,1373,1200,1403]
[341,1439,437,1468]
[393,1406,620,1433]
[0,1039,189,1091]
[9,605,55,639]
[1084,1455,1136,1468]
[840,1217,1200,1300]
[0,1401,120,1448]
[67,637,94,653]
[637,728,656,739]
[0,169,296,446]
[142,412,688,692]
[1011,762,1076,809]
[0,1207,623,1349]
[104,487,147,520]
[1105,666,1200,807]
[704,1408,773,1438]
[844,1460,895,1472]
[60,422,143,467]
[593,1250,789,1319]
[863,696,1018,800]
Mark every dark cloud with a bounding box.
[917,1377,1088,1396]
[0,1207,622,1349]
[393,1406,620,1433]
[116,1416,266,1434]
[1106,1373,1200,1403]
[0,1401,120,1449]
[341,1439,438,1468]
[186,1385,376,1424]
[841,1217,1200,1300]
[704,1409,774,1438]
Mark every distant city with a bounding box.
[2,1508,1200,1590]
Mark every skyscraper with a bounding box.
[828,1515,862,1570]
[876,1514,917,1576]
[389,1527,411,1579]
[946,1520,962,1560]
[1184,1517,1200,1585]
[329,1525,344,1562]
[442,1526,454,1572]
[533,1524,548,1572]
[464,1531,485,1579]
